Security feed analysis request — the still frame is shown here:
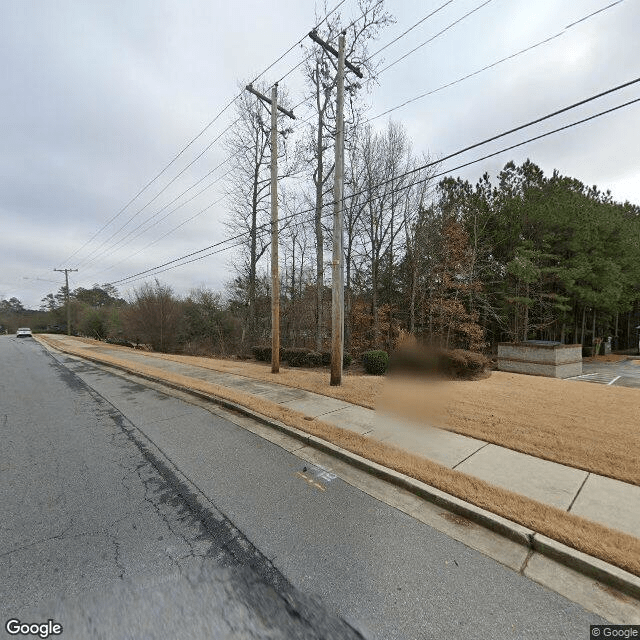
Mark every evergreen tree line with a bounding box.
[227,153,640,355]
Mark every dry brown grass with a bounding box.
[69,339,383,409]
[47,336,640,485]
[145,347,640,486]
[38,334,640,577]
[440,372,640,486]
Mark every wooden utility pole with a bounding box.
[269,84,281,373]
[308,30,362,386]
[330,34,346,386]
[245,83,295,374]
[53,268,78,335]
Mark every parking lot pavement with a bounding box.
[573,358,640,388]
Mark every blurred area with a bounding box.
[377,340,490,427]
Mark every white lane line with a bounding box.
[607,375,621,386]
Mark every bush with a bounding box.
[251,345,271,362]
[343,352,352,367]
[305,351,323,367]
[283,347,310,367]
[362,350,389,375]
[438,349,488,379]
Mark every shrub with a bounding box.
[362,350,389,375]
[251,345,271,362]
[438,349,488,379]
[284,347,310,367]
[343,352,352,367]
[305,351,323,367]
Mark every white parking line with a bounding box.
[607,375,621,386]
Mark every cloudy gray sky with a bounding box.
[2,0,638,307]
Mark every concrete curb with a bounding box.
[40,338,640,601]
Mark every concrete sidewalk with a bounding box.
[41,335,640,540]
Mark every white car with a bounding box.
[16,327,32,338]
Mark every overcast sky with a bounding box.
[2,0,638,307]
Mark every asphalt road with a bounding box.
[0,337,603,639]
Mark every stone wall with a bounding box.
[497,342,582,378]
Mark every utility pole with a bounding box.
[53,268,78,335]
[308,30,362,386]
[245,83,295,374]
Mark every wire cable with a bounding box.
[369,0,629,121]
[58,0,351,269]
[109,85,640,286]
[117,93,640,287]
[565,0,625,29]
[380,0,495,74]
[367,0,456,61]
[80,155,238,268]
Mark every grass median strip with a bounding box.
[39,335,640,578]
[62,338,640,486]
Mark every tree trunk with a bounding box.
[523,283,529,342]
[409,262,416,333]
[247,162,260,346]
[371,252,379,346]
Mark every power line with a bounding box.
[368,0,629,121]
[252,0,349,83]
[116,93,640,287]
[79,155,237,269]
[87,1,635,285]
[276,0,386,84]
[108,83,640,286]
[367,0,456,61]
[88,193,229,280]
[565,0,625,29]
[380,0,495,74]
[368,32,564,122]
[364,96,640,203]
[75,119,238,268]
[346,77,640,202]
[81,6,385,277]
[58,0,351,270]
